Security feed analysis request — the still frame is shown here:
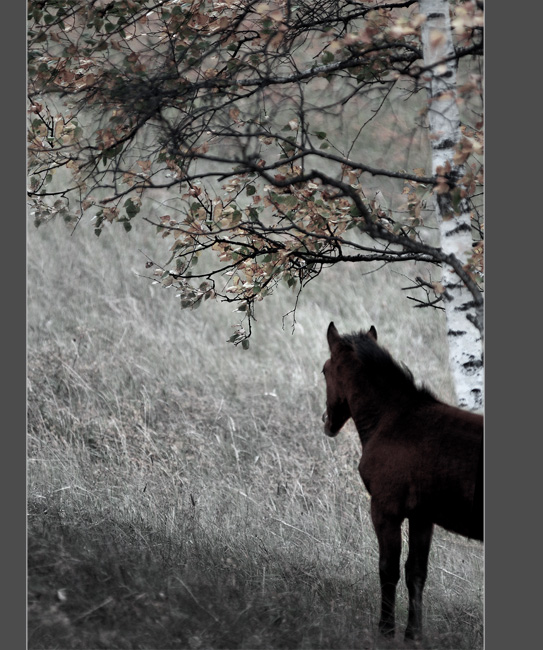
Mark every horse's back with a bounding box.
[359,401,483,539]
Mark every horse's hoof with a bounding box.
[404,629,422,645]
[379,625,395,638]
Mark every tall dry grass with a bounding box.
[27,218,482,649]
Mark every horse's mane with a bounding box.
[344,330,437,402]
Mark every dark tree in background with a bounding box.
[28,0,483,408]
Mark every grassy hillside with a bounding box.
[27,218,482,649]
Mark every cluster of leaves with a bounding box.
[28,0,484,344]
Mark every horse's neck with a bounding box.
[349,394,386,446]
[347,371,414,445]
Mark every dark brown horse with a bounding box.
[322,322,483,641]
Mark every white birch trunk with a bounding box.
[419,0,483,411]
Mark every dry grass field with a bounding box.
[27,218,483,649]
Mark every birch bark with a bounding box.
[419,0,483,411]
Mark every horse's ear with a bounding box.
[368,325,378,340]
[327,322,342,351]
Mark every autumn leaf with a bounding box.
[429,29,446,48]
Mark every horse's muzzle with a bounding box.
[322,410,337,437]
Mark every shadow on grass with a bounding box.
[28,498,481,650]
[28,498,376,650]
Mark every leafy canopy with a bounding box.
[28,0,483,345]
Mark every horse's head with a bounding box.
[322,322,378,437]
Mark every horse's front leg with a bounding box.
[371,501,402,638]
[404,517,434,642]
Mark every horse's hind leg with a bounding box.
[404,517,434,641]
[371,502,402,638]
